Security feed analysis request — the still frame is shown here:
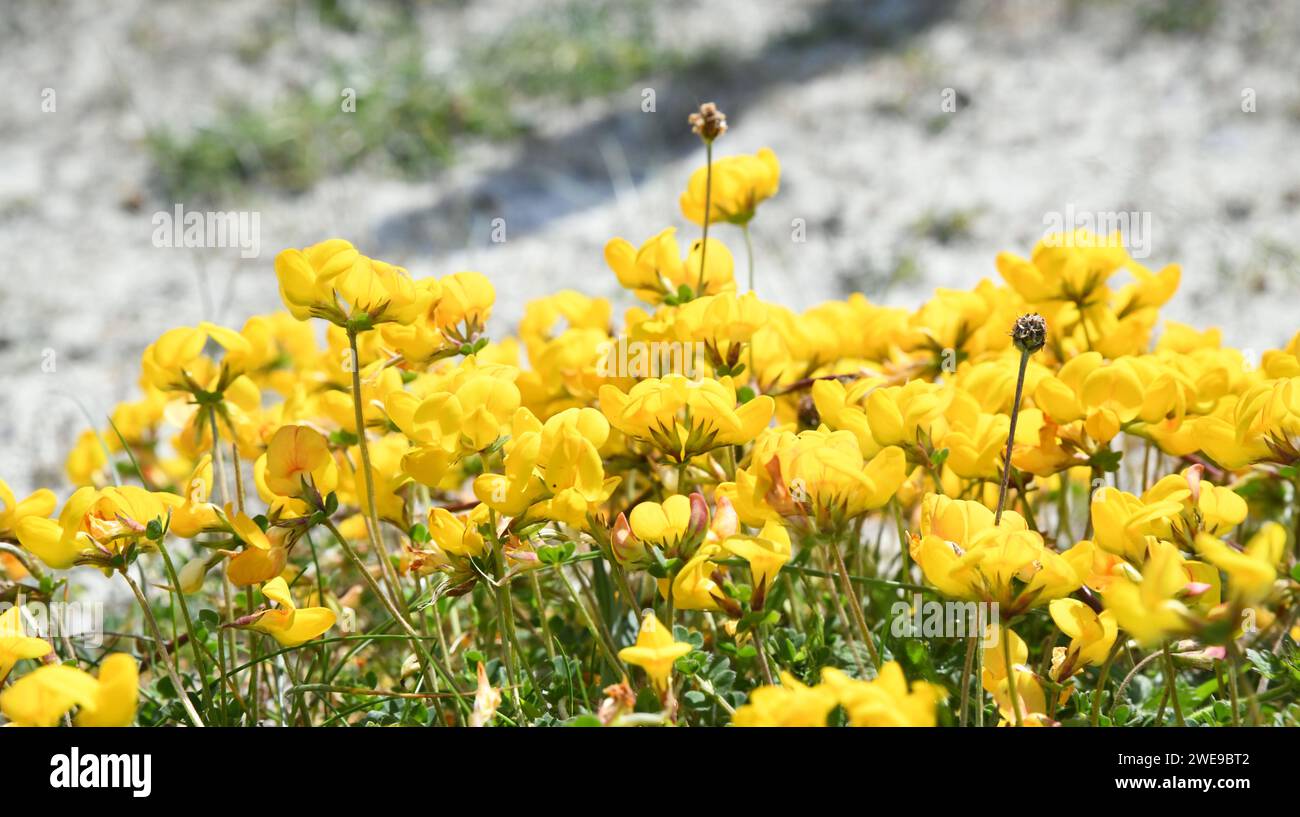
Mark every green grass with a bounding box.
[147,0,679,202]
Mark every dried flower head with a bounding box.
[689,102,727,142]
[1011,313,1047,354]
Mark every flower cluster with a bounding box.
[1,105,1297,728]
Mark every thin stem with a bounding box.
[322,519,470,721]
[818,547,867,677]
[753,625,776,686]
[690,673,736,715]
[958,634,975,727]
[123,570,205,727]
[830,539,880,670]
[1228,641,1261,726]
[345,329,404,609]
[1002,623,1023,727]
[555,563,625,677]
[1112,649,1165,717]
[207,406,238,722]
[1162,641,1186,726]
[742,222,755,293]
[155,542,213,715]
[995,348,1031,526]
[1090,638,1123,727]
[492,543,524,719]
[530,572,556,661]
[696,140,713,295]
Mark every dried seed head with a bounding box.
[1011,313,1047,354]
[689,102,727,142]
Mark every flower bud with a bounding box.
[1011,313,1047,354]
[610,512,648,568]
[177,554,213,594]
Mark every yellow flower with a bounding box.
[1101,538,1206,646]
[225,513,288,588]
[386,364,521,453]
[741,428,906,527]
[1193,524,1285,604]
[262,425,339,499]
[618,611,691,693]
[0,604,52,682]
[243,577,337,648]
[679,148,780,226]
[472,407,619,526]
[73,653,140,727]
[0,654,139,727]
[720,520,791,606]
[472,414,548,518]
[0,480,57,578]
[734,661,940,727]
[0,479,57,540]
[981,626,1051,726]
[1089,485,1186,563]
[1048,599,1117,682]
[433,271,495,341]
[335,256,426,326]
[168,455,223,538]
[277,240,428,328]
[665,543,729,613]
[1033,352,1145,444]
[628,494,695,554]
[604,227,736,303]
[909,493,1078,616]
[275,238,360,320]
[731,672,838,727]
[17,486,179,570]
[425,506,488,560]
[821,663,943,727]
[65,430,108,487]
[141,322,252,395]
[599,375,773,462]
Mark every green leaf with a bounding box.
[1089,449,1123,473]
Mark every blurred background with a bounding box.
[2,0,1299,496]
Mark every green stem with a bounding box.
[958,634,975,727]
[1002,623,1023,727]
[346,328,405,611]
[696,140,713,295]
[123,570,205,727]
[742,222,755,293]
[995,348,1031,526]
[323,519,469,722]
[492,544,525,719]
[555,563,625,677]
[830,539,880,671]
[155,542,213,716]
[1162,642,1186,726]
[1090,638,1123,727]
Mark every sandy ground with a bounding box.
[2,0,1300,498]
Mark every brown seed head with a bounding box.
[689,102,727,142]
[1011,313,1047,354]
